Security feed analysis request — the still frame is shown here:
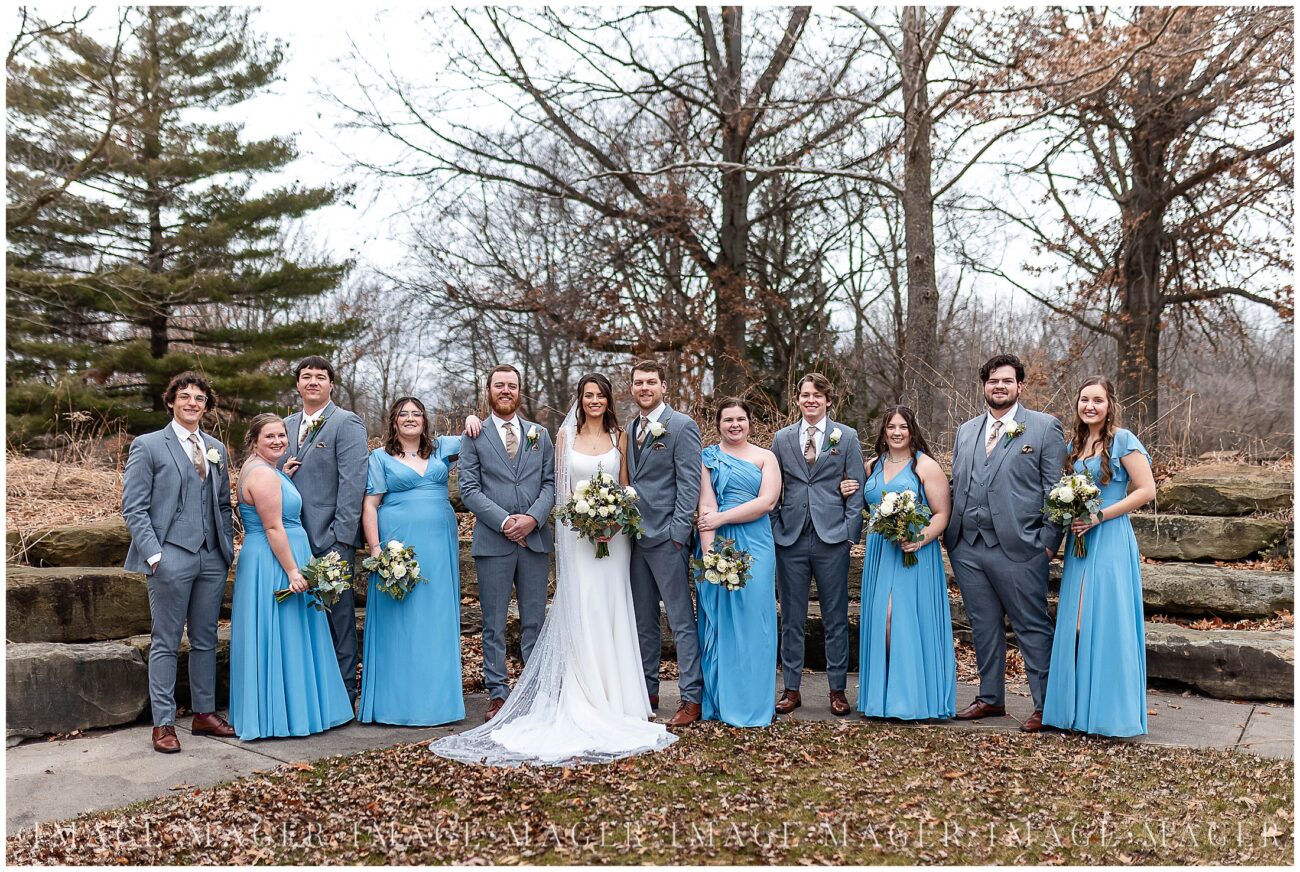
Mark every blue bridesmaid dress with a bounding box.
[856,456,956,720]
[1043,428,1149,737]
[695,445,777,727]
[358,437,465,726]
[229,469,353,740]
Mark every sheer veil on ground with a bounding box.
[429,400,677,766]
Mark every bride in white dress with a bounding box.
[431,373,677,765]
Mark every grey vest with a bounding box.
[200,467,219,551]
[962,442,999,547]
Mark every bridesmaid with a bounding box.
[229,414,353,740]
[851,406,956,720]
[358,397,465,726]
[694,398,781,728]
[1043,377,1156,737]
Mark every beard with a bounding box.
[488,394,520,417]
[984,391,1017,411]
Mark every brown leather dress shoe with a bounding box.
[1019,710,1045,733]
[774,689,801,715]
[152,725,181,754]
[191,713,237,737]
[829,690,851,716]
[955,700,1007,720]
[484,697,506,722]
[666,702,701,727]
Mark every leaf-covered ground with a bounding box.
[8,722,1292,865]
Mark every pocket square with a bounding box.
[829,448,841,456]
[1020,445,1034,454]
[652,442,667,451]
[316,441,327,449]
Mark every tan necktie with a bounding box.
[985,419,1003,457]
[502,421,518,460]
[188,433,207,480]
[637,415,651,450]
[803,426,818,465]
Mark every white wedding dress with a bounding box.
[430,424,677,766]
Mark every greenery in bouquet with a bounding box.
[555,465,643,558]
[1044,471,1103,558]
[275,550,352,612]
[362,539,428,601]
[863,489,932,567]
[691,537,752,592]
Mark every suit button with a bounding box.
[801,503,807,509]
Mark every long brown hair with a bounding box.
[866,405,931,480]
[575,373,620,434]
[384,396,433,459]
[1069,376,1120,484]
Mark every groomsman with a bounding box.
[943,353,1067,732]
[457,364,556,722]
[627,359,704,727]
[122,371,236,752]
[280,356,369,703]
[771,373,865,716]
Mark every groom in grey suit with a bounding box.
[280,356,369,702]
[122,371,236,752]
[457,364,556,722]
[627,359,704,727]
[771,373,865,717]
[944,353,1067,733]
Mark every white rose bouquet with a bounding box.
[361,539,428,601]
[275,550,352,612]
[1044,471,1103,558]
[691,537,752,592]
[554,464,643,558]
[863,489,932,567]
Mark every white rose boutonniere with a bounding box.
[526,425,540,448]
[1003,421,1026,443]
[647,421,668,445]
[205,447,222,469]
[829,427,843,446]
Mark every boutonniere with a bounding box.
[647,420,667,445]
[303,413,328,443]
[205,447,222,470]
[526,425,540,449]
[828,427,842,446]
[1003,421,1026,443]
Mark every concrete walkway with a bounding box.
[6,676,1291,833]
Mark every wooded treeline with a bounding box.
[7,6,1293,456]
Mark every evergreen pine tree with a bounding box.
[7,6,355,438]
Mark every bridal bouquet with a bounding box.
[1044,471,1103,558]
[361,539,427,601]
[692,537,752,592]
[275,550,352,612]
[864,489,932,567]
[555,465,643,558]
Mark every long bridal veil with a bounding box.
[429,401,677,767]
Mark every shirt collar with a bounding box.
[987,402,1020,429]
[491,412,519,430]
[801,415,829,436]
[640,402,667,423]
[170,420,200,442]
[301,401,332,423]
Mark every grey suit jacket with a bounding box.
[121,426,234,573]
[628,406,702,547]
[458,417,556,558]
[771,420,866,548]
[943,407,1068,561]
[279,401,369,553]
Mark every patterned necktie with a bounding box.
[637,415,651,450]
[188,433,207,480]
[803,426,818,465]
[502,421,518,459]
[299,414,316,447]
[985,419,1003,457]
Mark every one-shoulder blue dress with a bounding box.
[229,469,354,740]
[856,456,956,720]
[1043,428,1149,737]
[358,437,465,726]
[695,445,777,727]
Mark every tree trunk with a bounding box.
[711,6,749,398]
[899,6,939,426]
[143,9,168,413]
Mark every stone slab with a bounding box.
[1157,463,1293,515]
[6,517,133,568]
[6,642,148,739]
[1131,514,1288,561]
[6,567,153,643]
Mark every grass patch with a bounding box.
[7,722,1292,865]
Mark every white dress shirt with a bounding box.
[799,415,829,462]
[298,406,328,447]
[149,420,204,568]
[983,402,1021,447]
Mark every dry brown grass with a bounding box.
[5,454,122,533]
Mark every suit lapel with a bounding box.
[633,408,663,477]
[781,426,809,483]
[810,420,836,478]
[986,414,1019,481]
[163,426,196,496]
[483,417,510,468]
[512,418,532,475]
[284,411,303,459]
[293,402,335,462]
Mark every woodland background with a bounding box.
[6,6,1293,461]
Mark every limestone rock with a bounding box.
[1138,563,1292,618]
[7,517,132,567]
[6,567,152,643]
[1157,463,1293,516]
[1145,624,1292,701]
[6,642,148,739]
[1131,514,1287,561]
